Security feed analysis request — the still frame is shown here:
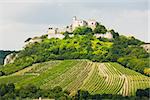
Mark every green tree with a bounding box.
[7,83,15,93]
[73,26,93,35]
[0,84,7,96]
[75,90,90,100]
[52,86,62,93]
[109,29,119,39]
[94,23,107,34]
[19,84,39,98]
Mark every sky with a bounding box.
[0,0,149,50]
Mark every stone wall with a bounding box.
[94,32,113,39]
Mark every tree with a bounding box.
[136,89,149,97]
[52,86,62,93]
[7,83,15,93]
[110,29,119,39]
[117,57,130,66]
[73,26,93,35]
[0,84,7,96]
[19,84,39,98]
[75,90,90,100]
[94,23,107,34]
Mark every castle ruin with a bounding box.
[47,16,113,39]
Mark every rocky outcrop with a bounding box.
[24,37,42,48]
[4,53,17,65]
[141,43,150,53]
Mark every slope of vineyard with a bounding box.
[0,60,149,96]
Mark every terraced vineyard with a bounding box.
[0,60,149,96]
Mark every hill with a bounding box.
[0,60,149,96]
[0,20,149,99]
[1,33,149,76]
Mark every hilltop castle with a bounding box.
[72,16,97,30]
[47,16,113,39]
[48,16,97,34]
[24,17,113,47]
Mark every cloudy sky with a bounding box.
[0,0,149,50]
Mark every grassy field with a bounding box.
[0,60,149,96]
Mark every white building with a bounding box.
[48,16,97,34]
[72,16,97,31]
[87,19,97,30]
[47,16,113,39]
[72,16,88,30]
[94,32,113,39]
[47,33,64,39]
[48,27,60,34]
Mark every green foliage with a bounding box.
[52,86,62,93]
[106,35,148,74]
[75,90,90,99]
[0,83,70,100]
[1,56,35,75]
[118,57,149,73]
[94,23,107,34]
[109,29,119,39]
[136,88,150,98]
[113,35,143,46]
[73,26,93,35]
[0,83,15,98]
[18,84,40,98]
[98,37,112,42]
[0,82,149,99]
[74,88,150,100]
[1,34,148,75]
[1,35,113,74]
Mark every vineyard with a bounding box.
[0,60,149,96]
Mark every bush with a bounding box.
[136,88,150,98]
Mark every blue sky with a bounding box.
[0,0,149,50]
